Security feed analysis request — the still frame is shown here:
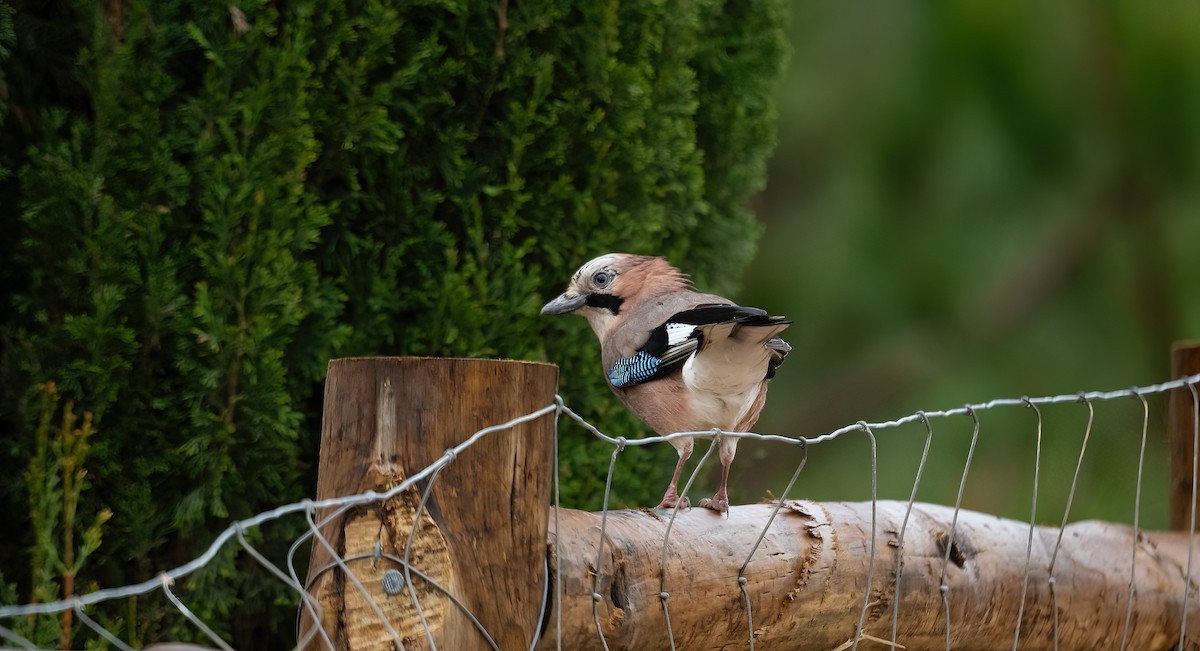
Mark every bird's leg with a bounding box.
[698,461,731,514]
[700,436,738,515]
[656,438,693,510]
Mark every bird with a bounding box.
[541,253,791,514]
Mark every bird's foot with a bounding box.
[698,493,729,515]
[656,495,690,511]
[656,490,690,511]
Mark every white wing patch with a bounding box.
[665,322,695,346]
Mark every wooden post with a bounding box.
[1170,341,1200,530]
[300,357,558,650]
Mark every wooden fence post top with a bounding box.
[302,355,558,650]
[1169,341,1200,531]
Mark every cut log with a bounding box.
[539,500,1200,651]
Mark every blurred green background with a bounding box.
[723,1,1200,529]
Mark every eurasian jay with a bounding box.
[541,253,791,513]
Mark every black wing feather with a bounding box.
[608,304,788,388]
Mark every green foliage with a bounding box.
[0,1,12,183]
[15,383,111,648]
[0,0,787,644]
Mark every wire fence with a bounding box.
[1,372,1199,650]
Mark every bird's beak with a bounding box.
[541,292,587,315]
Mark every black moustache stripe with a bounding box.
[585,293,624,315]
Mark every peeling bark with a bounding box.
[539,500,1200,651]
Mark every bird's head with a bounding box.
[541,253,690,339]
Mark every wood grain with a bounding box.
[1171,341,1200,531]
[301,357,558,650]
[538,500,1200,651]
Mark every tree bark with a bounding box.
[539,500,1200,650]
[301,357,558,651]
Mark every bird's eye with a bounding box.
[592,271,611,287]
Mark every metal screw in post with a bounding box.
[382,569,406,596]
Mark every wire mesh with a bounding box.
[1,374,1197,650]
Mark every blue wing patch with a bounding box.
[608,352,661,387]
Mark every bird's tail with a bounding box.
[697,313,791,351]
[685,313,791,395]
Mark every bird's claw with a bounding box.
[656,495,690,511]
[699,495,729,515]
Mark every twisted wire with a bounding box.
[889,412,934,649]
[1048,396,1095,649]
[2,373,1198,651]
[941,406,981,651]
[850,422,878,651]
[1119,389,1150,651]
[1011,398,1044,651]
[1180,382,1200,651]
